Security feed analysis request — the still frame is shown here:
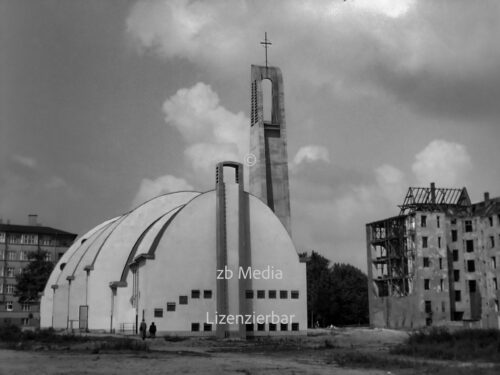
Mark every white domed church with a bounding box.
[40,65,307,338]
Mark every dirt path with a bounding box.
[0,348,389,375]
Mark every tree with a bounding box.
[15,250,55,303]
[305,251,369,327]
[327,263,369,326]
[305,251,331,327]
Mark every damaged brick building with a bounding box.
[366,183,500,329]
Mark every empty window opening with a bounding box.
[191,323,200,332]
[268,290,276,299]
[437,216,440,228]
[492,257,497,269]
[438,237,442,248]
[423,257,430,267]
[454,270,460,282]
[262,79,273,123]
[439,258,443,270]
[291,290,299,299]
[469,280,477,293]
[467,260,475,272]
[455,290,462,301]
[191,290,200,299]
[280,323,288,331]
[179,296,188,305]
[466,240,474,253]
[422,237,428,248]
[493,277,498,290]
[452,230,458,242]
[280,290,288,299]
[291,323,299,331]
[204,323,212,332]
[246,290,254,299]
[245,323,253,332]
[465,220,473,232]
[257,290,265,299]
[453,250,459,262]
[257,323,265,331]
[425,301,432,313]
[421,215,427,228]
[166,302,176,312]
[424,279,430,290]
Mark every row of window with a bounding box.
[154,289,301,317]
[0,284,16,294]
[3,302,32,312]
[0,232,73,246]
[0,250,59,261]
[246,290,300,299]
[0,267,22,277]
[189,322,300,332]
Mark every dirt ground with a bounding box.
[0,328,415,375]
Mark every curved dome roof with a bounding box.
[44,191,201,293]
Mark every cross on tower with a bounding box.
[260,32,272,68]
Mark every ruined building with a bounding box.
[366,183,500,329]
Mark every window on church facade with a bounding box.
[268,290,276,299]
[191,323,199,332]
[203,290,212,298]
[257,323,265,331]
[280,323,288,331]
[245,290,254,299]
[191,290,200,299]
[279,290,288,299]
[291,290,299,299]
[292,323,299,331]
[166,302,176,312]
[204,323,212,332]
[257,290,265,299]
[154,308,163,318]
[179,296,188,304]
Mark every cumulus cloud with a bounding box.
[131,174,194,208]
[163,82,248,173]
[127,0,500,121]
[292,145,330,167]
[412,139,472,187]
[11,154,37,169]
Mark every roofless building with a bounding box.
[366,183,500,329]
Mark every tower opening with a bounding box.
[262,79,272,123]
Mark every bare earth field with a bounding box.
[0,328,497,375]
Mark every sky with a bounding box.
[1,0,500,271]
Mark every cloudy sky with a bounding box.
[1,0,500,271]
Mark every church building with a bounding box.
[40,64,307,338]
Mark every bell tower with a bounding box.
[249,64,291,235]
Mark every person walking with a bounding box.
[149,322,157,338]
[139,319,147,340]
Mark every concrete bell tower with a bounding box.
[249,64,291,235]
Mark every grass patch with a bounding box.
[391,327,500,362]
[328,350,500,374]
